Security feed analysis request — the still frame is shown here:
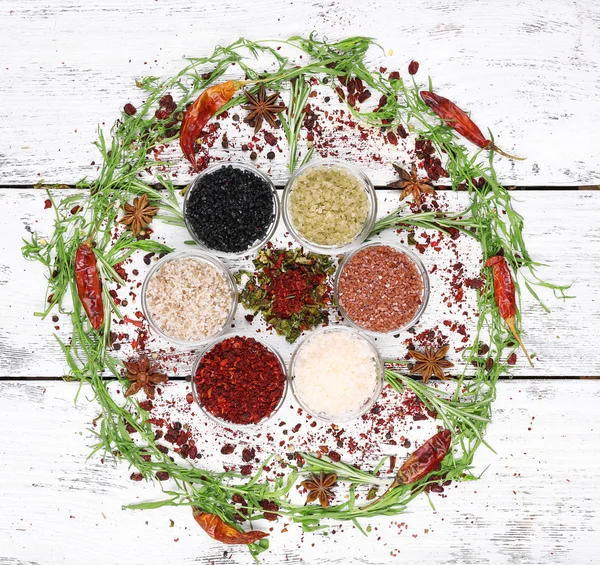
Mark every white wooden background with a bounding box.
[1,1,600,564]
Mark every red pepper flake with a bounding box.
[507,352,517,365]
[240,464,253,476]
[44,199,52,209]
[408,61,419,75]
[195,337,285,425]
[242,447,256,462]
[387,131,398,145]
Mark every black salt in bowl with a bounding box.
[183,162,279,258]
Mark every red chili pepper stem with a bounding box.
[504,315,534,368]
[487,144,526,161]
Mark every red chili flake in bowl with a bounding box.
[194,336,285,425]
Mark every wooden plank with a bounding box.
[2,189,598,378]
[0,379,598,564]
[1,1,600,186]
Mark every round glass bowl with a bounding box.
[190,335,288,428]
[281,159,377,255]
[140,250,237,349]
[288,326,384,422]
[183,162,280,259]
[335,242,430,335]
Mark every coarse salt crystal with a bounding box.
[292,330,379,420]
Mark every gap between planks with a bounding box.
[1,376,599,381]
[0,184,587,190]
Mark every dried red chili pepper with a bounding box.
[74,239,104,330]
[397,429,452,484]
[192,507,269,545]
[485,255,534,367]
[363,430,451,508]
[420,91,524,160]
[180,80,244,170]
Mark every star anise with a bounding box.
[301,471,337,508]
[241,84,286,133]
[123,355,168,400]
[119,194,159,236]
[408,345,454,385]
[388,163,435,206]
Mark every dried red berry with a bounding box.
[408,60,419,75]
[220,443,236,455]
[240,464,253,476]
[264,131,277,146]
[155,108,171,120]
[156,471,170,481]
[123,103,137,116]
[507,352,517,365]
[242,447,256,462]
[130,472,143,481]
[357,89,372,103]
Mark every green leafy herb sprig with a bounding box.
[21,33,569,559]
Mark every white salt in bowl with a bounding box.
[287,326,384,422]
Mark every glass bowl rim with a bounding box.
[182,161,280,260]
[140,249,238,349]
[281,158,378,256]
[287,325,384,422]
[190,334,288,429]
[334,241,430,336]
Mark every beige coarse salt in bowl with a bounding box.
[140,250,237,348]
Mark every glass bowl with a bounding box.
[140,250,237,349]
[288,325,384,422]
[281,159,377,255]
[190,335,288,429]
[183,161,280,259]
[334,241,430,335]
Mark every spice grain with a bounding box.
[292,329,381,420]
[185,165,275,254]
[194,336,285,425]
[145,257,233,342]
[288,165,369,246]
[338,245,425,333]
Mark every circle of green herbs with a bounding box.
[22,34,569,559]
